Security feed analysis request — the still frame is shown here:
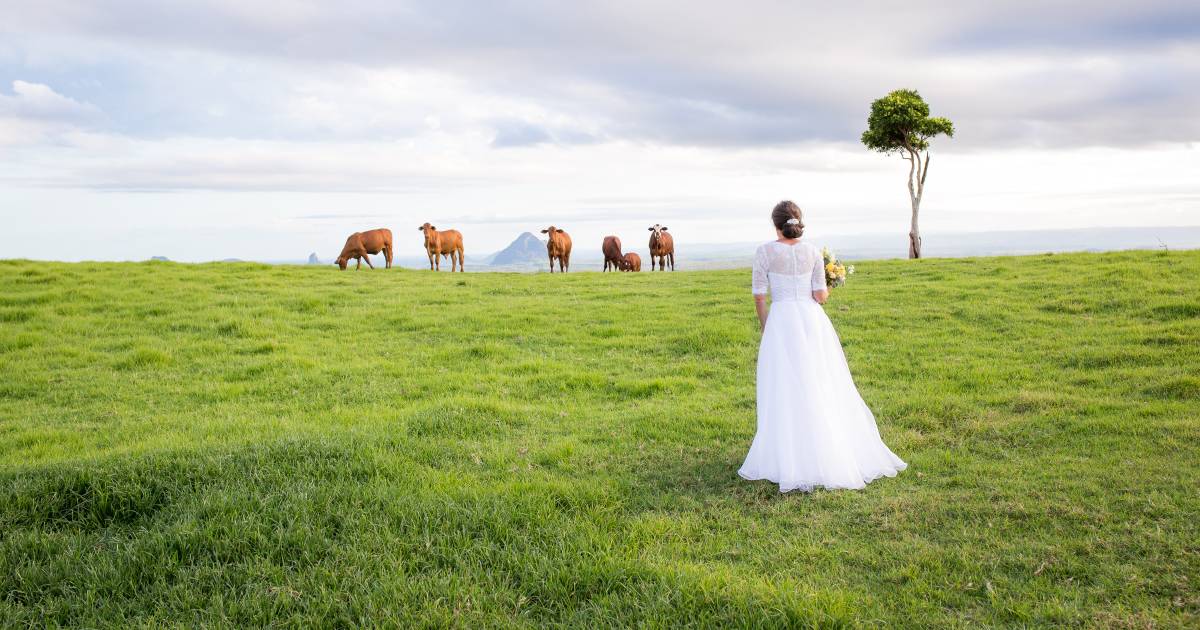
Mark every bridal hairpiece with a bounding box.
[786,218,800,225]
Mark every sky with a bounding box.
[1,1,1198,262]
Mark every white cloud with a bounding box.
[1,80,100,119]
[0,80,103,146]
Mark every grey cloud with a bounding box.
[937,5,1200,52]
[490,121,553,148]
[0,157,498,193]
[489,119,601,148]
[426,203,737,227]
[3,1,1199,149]
[296,213,393,220]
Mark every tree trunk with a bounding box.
[905,150,923,259]
[909,200,922,259]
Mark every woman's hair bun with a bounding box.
[772,200,804,238]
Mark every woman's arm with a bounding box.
[810,247,828,305]
[754,294,769,331]
[751,245,770,330]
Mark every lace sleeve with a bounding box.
[810,246,827,291]
[752,245,769,295]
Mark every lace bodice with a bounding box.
[751,241,827,301]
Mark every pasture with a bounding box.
[1,251,1198,627]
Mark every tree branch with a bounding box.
[919,150,930,193]
[904,148,916,199]
[902,141,921,188]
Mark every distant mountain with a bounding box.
[307,252,321,265]
[487,232,546,266]
[150,256,170,262]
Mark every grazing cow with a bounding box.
[541,226,572,273]
[621,252,642,272]
[602,236,623,272]
[336,228,393,270]
[418,223,465,272]
[647,224,675,271]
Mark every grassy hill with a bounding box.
[1,251,1198,627]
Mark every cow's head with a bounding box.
[418,222,436,236]
[541,226,562,236]
[648,224,668,240]
[336,257,348,270]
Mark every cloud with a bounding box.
[490,120,553,148]
[0,80,100,120]
[0,0,1197,266]
[2,1,1196,151]
[0,80,105,146]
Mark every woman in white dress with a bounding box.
[738,201,907,492]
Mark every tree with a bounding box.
[861,89,954,259]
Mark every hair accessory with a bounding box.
[786,218,800,225]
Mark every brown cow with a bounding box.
[418,223,465,272]
[540,226,572,273]
[648,224,675,271]
[336,228,393,270]
[620,252,641,272]
[602,236,623,272]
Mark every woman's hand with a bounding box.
[812,289,829,304]
[754,294,769,332]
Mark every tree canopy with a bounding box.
[861,89,954,154]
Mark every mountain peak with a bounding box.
[487,232,546,267]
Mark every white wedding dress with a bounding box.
[738,240,907,492]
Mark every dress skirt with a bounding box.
[738,297,907,492]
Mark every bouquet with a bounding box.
[822,247,854,289]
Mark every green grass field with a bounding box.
[1,251,1198,628]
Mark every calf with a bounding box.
[621,252,641,272]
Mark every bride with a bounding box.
[738,201,907,492]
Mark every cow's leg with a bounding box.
[669,252,675,271]
[458,247,464,272]
[355,257,362,270]
[364,255,375,269]
[428,252,435,271]
[384,245,393,269]
[549,256,555,273]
